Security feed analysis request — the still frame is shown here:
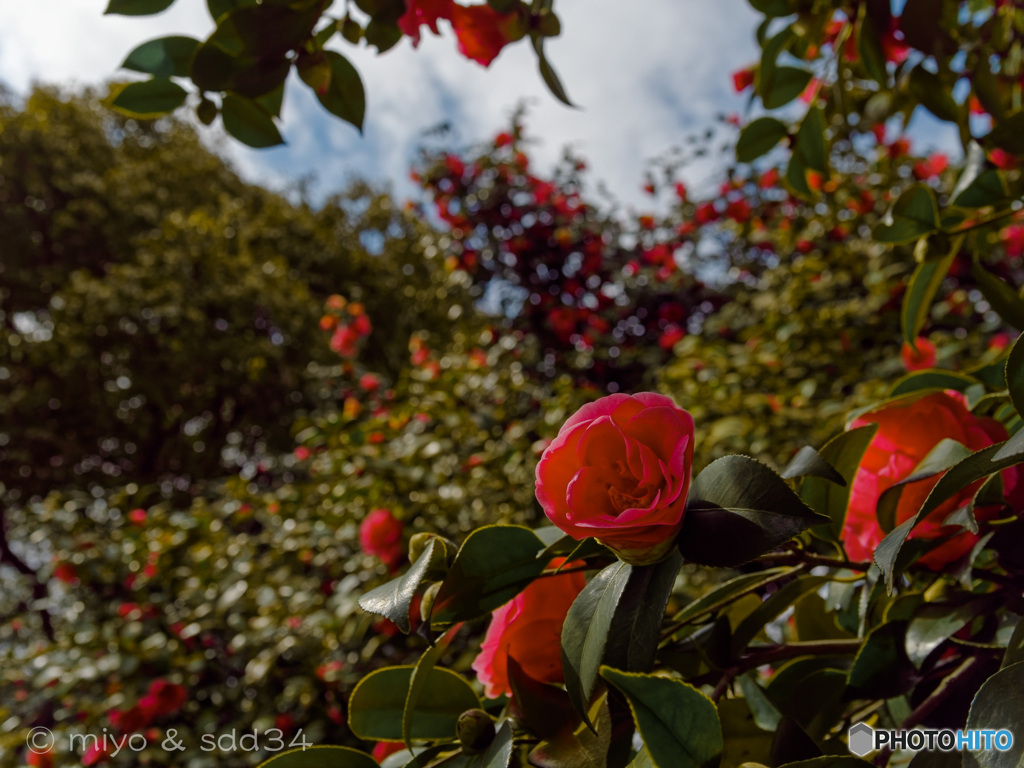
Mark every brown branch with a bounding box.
[757,549,872,572]
[0,502,55,641]
[692,639,864,690]
[873,656,980,767]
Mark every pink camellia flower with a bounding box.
[359,508,405,571]
[900,337,937,371]
[843,391,1023,568]
[372,741,406,763]
[472,558,586,698]
[535,393,695,565]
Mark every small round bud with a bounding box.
[196,98,217,126]
[456,709,495,753]
[419,581,442,624]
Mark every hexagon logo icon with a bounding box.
[848,722,875,756]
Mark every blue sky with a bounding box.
[0,0,774,208]
[0,1,962,209]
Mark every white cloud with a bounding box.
[0,0,760,207]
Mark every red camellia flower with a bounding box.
[471,558,586,698]
[373,741,406,762]
[732,65,755,92]
[900,337,937,371]
[535,393,695,564]
[843,391,1022,567]
[359,508,405,570]
[450,3,518,67]
[397,0,454,47]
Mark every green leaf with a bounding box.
[222,93,284,148]
[963,662,1024,767]
[908,64,961,123]
[749,0,793,17]
[900,235,959,343]
[403,643,445,749]
[890,369,980,399]
[532,36,574,107]
[255,84,285,118]
[1006,333,1024,420]
[604,551,683,675]
[315,51,365,132]
[255,746,380,768]
[506,656,579,740]
[847,621,910,699]
[109,78,188,118]
[781,445,846,485]
[736,674,782,731]
[985,110,1024,156]
[680,456,829,567]
[364,18,403,52]
[793,105,826,172]
[207,0,256,22]
[359,538,447,634]
[528,696,612,768]
[905,598,993,668]
[951,143,1008,208]
[717,698,773,767]
[736,117,789,163]
[561,561,632,727]
[348,665,480,741]
[600,667,722,768]
[667,568,791,628]
[875,438,973,534]
[779,759,875,767]
[801,425,878,541]
[972,258,1024,331]
[429,525,548,629]
[731,575,831,655]
[874,184,940,244]
[763,66,813,110]
[874,440,1024,592]
[459,721,514,768]
[105,0,175,15]
[1002,619,1024,670]
[122,36,200,78]
[856,4,888,86]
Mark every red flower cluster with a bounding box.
[321,296,372,358]
[397,0,522,66]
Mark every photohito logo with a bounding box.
[848,723,1014,756]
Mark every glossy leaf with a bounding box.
[731,575,831,655]
[847,621,910,698]
[1007,332,1024,420]
[908,64,960,123]
[1002,619,1024,670]
[359,538,447,634]
[972,258,1024,331]
[986,110,1024,155]
[256,746,380,768]
[430,525,548,628]
[736,117,789,163]
[122,36,200,78]
[874,441,1024,591]
[905,598,993,668]
[890,369,979,399]
[529,696,612,768]
[781,446,845,485]
[963,662,1024,767]
[109,78,188,118]
[561,561,631,726]
[315,51,366,132]
[779,759,875,767]
[801,425,878,540]
[105,0,175,15]
[874,185,940,244]
[222,93,284,149]
[763,66,813,110]
[507,656,579,740]
[403,643,445,749]
[680,456,828,567]
[600,667,722,768]
[793,106,827,173]
[736,674,782,731]
[667,568,790,628]
[532,35,573,107]
[348,665,480,741]
[875,438,973,534]
[900,236,959,344]
[856,4,887,85]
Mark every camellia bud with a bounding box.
[535,9,561,37]
[456,709,495,753]
[408,532,458,565]
[419,581,442,624]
